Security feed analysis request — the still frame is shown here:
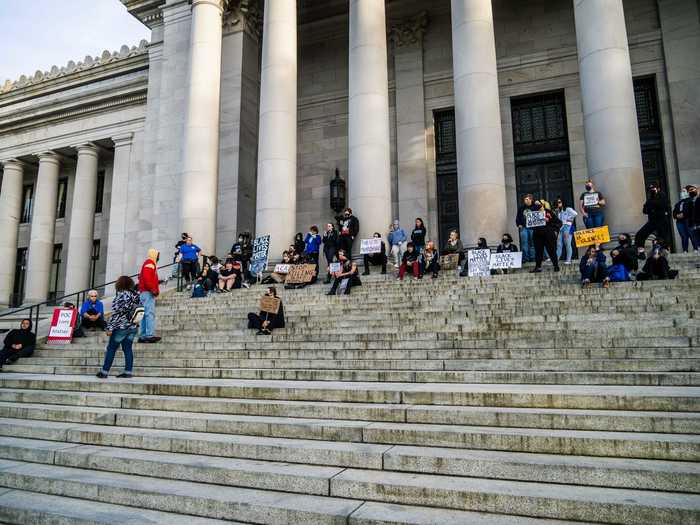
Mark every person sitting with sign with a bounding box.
[423,241,440,278]
[0,319,36,370]
[531,201,562,274]
[327,249,361,295]
[443,230,465,269]
[362,233,387,276]
[248,287,285,335]
[79,290,107,331]
[579,245,609,288]
[399,242,422,281]
[460,237,489,277]
[494,234,519,275]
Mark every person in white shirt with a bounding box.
[555,197,578,265]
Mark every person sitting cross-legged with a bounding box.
[399,242,422,281]
[579,245,609,288]
[362,232,387,275]
[248,287,285,335]
[79,290,107,331]
[0,319,36,370]
[327,249,362,295]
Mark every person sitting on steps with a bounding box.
[217,260,240,292]
[327,249,361,295]
[423,241,440,278]
[636,239,679,281]
[579,244,609,288]
[399,242,422,281]
[363,232,387,275]
[0,319,35,370]
[79,290,107,331]
[248,287,285,335]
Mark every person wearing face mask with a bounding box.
[635,183,672,250]
[230,232,253,287]
[0,319,36,370]
[459,237,490,277]
[138,248,161,343]
[304,225,322,275]
[612,233,644,273]
[530,201,562,274]
[579,180,607,229]
[516,194,536,263]
[338,208,359,257]
[554,198,578,265]
[673,185,699,253]
[494,233,519,275]
[362,232,387,275]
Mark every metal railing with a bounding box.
[0,262,182,332]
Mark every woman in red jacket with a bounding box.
[138,248,161,343]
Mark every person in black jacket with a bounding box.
[248,287,285,335]
[411,218,427,253]
[673,186,699,253]
[0,319,36,370]
[327,250,362,295]
[635,183,672,249]
[338,208,359,257]
[322,223,339,284]
[362,233,387,275]
[516,194,536,263]
[531,201,561,273]
[612,233,644,273]
[230,232,253,287]
[399,242,422,280]
[636,240,678,281]
[493,233,519,275]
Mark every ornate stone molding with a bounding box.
[389,11,429,48]
[223,0,262,39]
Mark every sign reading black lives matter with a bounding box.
[525,210,546,228]
[468,249,491,277]
[250,235,270,276]
[360,238,382,255]
[489,252,522,270]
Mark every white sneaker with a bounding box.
[564,261,572,265]
[242,282,250,289]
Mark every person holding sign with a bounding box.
[494,234,519,275]
[362,233,387,275]
[327,249,361,295]
[248,287,285,335]
[531,201,561,274]
[0,319,35,370]
[516,194,536,263]
[579,180,606,229]
[443,230,465,268]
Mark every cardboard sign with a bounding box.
[468,249,491,277]
[329,262,342,274]
[439,253,460,271]
[583,192,600,207]
[274,264,290,274]
[285,264,317,284]
[525,210,546,228]
[490,252,523,270]
[47,307,77,345]
[259,295,281,314]
[574,225,610,248]
[249,235,270,275]
[360,238,382,255]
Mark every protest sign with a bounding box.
[489,251,522,270]
[249,235,270,275]
[259,295,281,314]
[360,238,382,255]
[274,264,290,274]
[525,210,546,228]
[583,192,600,207]
[574,225,610,248]
[47,307,77,345]
[285,264,317,284]
[329,262,342,274]
[439,253,460,271]
[468,249,491,277]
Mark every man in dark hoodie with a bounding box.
[635,183,672,249]
[531,201,561,273]
[0,319,36,369]
[338,208,359,257]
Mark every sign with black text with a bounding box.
[525,210,546,228]
[274,264,290,274]
[468,249,491,277]
[249,235,270,276]
[489,252,522,270]
[259,296,281,314]
[583,192,600,207]
[360,238,382,255]
[47,307,77,345]
[285,264,317,284]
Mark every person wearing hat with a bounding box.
[138,248,161,343]
[635,183,672,250]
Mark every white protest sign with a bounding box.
[468,249,491,277]
[360,238,382,255]
[525,210,546,228]
[329,262,342,274]
[489,252,522,270]
[583,192,600,207]
[47,308,77,344]
[274,264,290,274]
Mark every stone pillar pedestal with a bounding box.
[255,0,297,260]
[348,0,392,241]
[0,160,25,306]
[180,0,224,255]
[450,0,508,244]
[25,152,61,303]
[574,0,646,234]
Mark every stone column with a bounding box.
[348,0,392,241]
[450,0,508,244]
[255,0,297,259]
[574,0,646,233]
[180,0,224,255]
[0,160,25,306]
[105,134,133,290]
[24,152,61,303]
[64,144,99,295]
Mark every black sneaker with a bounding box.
[116,372,132,378]
[96,371,108,379]
[554,267,560,272]
[530,268,542,273]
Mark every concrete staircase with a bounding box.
[0,256,699,524]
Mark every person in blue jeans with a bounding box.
[579,244,609,288]
[579,180,606,229]
[673,186,699,253]
[96,276,141,378]
[554,198,578,264]
[516,194,536,262]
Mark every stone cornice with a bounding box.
[389,11,429,48]
[121,0,165,29]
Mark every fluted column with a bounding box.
[450,0,508,244]
[348,0,392,241]
[255,0,297,259]
[0,160,25,306]
[24,152,61,303]
[64,144,99,295]
[180,0,224,255]
[574,0,646,233]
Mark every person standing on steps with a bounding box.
[673,185,699,253]
[178,236,201,290]
[579,179,606,229]
[138,248,161,343]
[96,276,141,379]
[172,232,188,279]
[338,208,359,257]
[304,225,322,277]
[635,183,672,250]
[248,287,285,335]
[322,223,339,284]
[410,218,427,254]
[516,194,536,263]
[554,198,578,265]
[327,249,361,295]
[0,319,35,370]
[531,201,561,274]
[362,232,387,275]
[388,220,407,268]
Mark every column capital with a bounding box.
[1,158,28,170]
[73,142,100,158]
[389,11,429,48]
[112,133,135,148]
[192,0,226,12]
[36,151,62,165]
[223,1,262,39]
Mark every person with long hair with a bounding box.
[322,223,339,284]
[411,218,427,253]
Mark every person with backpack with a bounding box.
[96,276,141,378]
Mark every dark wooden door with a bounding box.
[434,109,459,247]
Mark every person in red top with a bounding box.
[138,248,161,343]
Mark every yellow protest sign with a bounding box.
[574,225,610,247]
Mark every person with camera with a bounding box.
[327,249,362,295]
[362,232,387,275]
[635,183,672,250]
[247,287,285,335]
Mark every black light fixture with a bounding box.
[330,168,346,213]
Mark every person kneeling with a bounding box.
[0,319,35,370]
[579,245,609,288]
[362,233,387,275]
[399,242,422,280]
[328,250,362,295]
[248,287,285,335]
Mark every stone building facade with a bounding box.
[0,0,698,306]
